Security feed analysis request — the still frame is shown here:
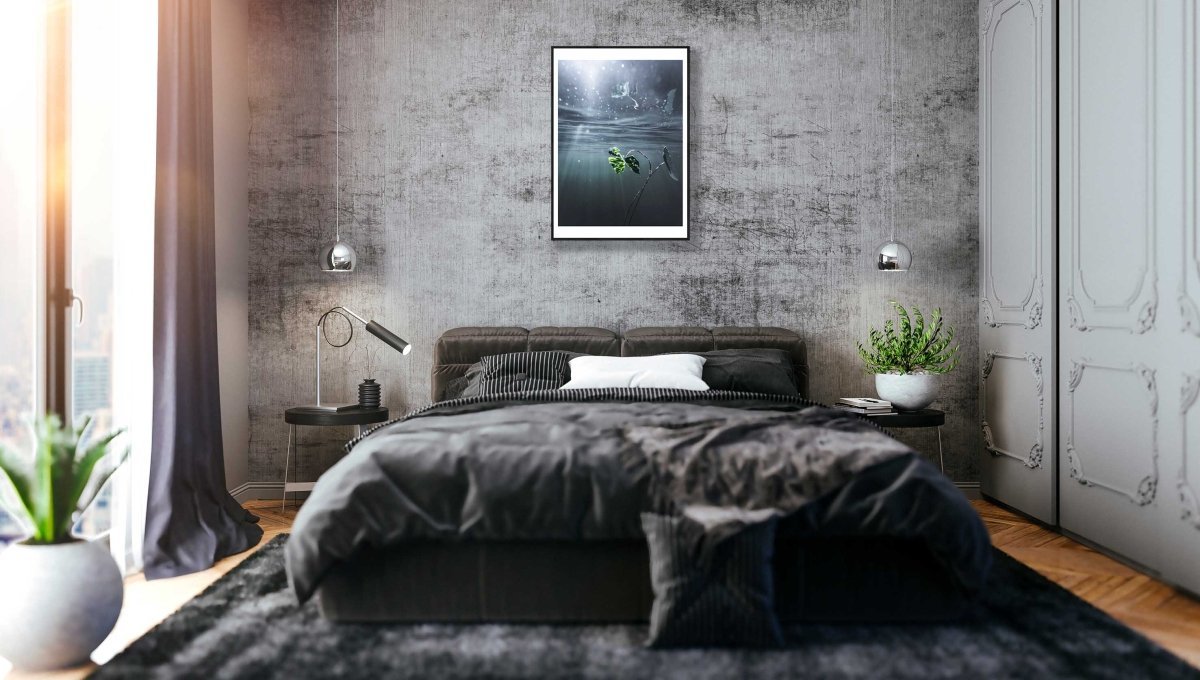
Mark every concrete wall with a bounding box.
[212,0,250,493]
[247,0,980,486]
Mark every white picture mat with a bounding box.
[551,46,688,239]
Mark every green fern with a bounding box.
[0,415,127,544]
[857,301,960,375]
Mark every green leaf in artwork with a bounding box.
[608,154,626,174]
[609,147,622,157]
[625,156,640,173]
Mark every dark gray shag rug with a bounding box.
[90,535,1198,680]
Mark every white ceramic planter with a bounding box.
[875,372,939,411]
[0,539,123,671]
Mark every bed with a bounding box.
[285,326,992,627]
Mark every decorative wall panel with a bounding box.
[1180,372,1200,528]
[980,0,1043,330]
[1065,0,1158,334]
[1183,3,1200,338]
[1065,360,1159,506]
[980,351,1044,468]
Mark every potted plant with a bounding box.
[0,415,127,671]
[857,301,959,411]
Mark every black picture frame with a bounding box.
[551,46,690,240]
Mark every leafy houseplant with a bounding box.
[857,302,959,411]
[0,415,128,671]
[0,415,127,544]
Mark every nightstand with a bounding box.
[281,406,390,510]
[867,408,946,474]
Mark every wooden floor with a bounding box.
[5,499,1199,678]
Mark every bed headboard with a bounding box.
[431,326,808,401]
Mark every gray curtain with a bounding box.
[144,0,262,579]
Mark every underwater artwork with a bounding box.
[552,47,688,239]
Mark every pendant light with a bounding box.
[875,0,912,272]
[319,0,357,272]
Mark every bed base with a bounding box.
[317,536,970,623]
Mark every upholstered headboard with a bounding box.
[431,326,808,401]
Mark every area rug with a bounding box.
[90,535,1198,680]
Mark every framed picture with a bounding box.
[551,46,689,240]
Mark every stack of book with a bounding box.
[834,397,895,415]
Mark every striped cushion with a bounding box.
[642,512,784,648]
[460,351,574,398]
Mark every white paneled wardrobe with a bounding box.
[979,0,1200,595]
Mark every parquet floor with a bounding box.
[5,499,1198,679]
[978,500,1200,669]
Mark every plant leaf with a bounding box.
[70,428,125,516]
[50,421,82,541]
[625,156,640,174]
[77,446,129,516]
[0,443,35,530]
[608,155,626,174]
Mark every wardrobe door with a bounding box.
[1163,0,1200,595]
[978,0,1056,523]
[1058,0,1192,580]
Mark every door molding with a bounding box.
[1180,372,1200,528]
[1065,0,1159,335]
[1065,359,1159,506]
[1182,2,1200,337]
[981,351,1045,468]
[980,0,1045,330]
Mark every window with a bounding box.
[0,1,156,558]
[0,2,46,544]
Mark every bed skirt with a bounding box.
[316,536,971,623]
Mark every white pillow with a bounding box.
[561,354,710,391]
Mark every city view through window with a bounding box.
[0,4,117,544]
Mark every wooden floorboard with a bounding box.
[4,499,1198,678]
[977,499,1200,669]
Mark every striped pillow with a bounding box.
[460,351,575,397]
[641,512,784,648]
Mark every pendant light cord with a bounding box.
[335,0,341,242]
[888,0,896,242]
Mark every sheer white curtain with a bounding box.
[73,0,158,576]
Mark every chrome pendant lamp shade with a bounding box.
[875,240,912,271]
[319,240,357,272]
[874,0,912,273]
[319,0,355,272]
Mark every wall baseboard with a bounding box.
[232,481,985,503]
[955,482,981,500]
[229,481,310,503]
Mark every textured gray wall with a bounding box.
[247,0,980,485]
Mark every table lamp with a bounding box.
[311,306,411,412]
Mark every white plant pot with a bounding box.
[875,372,939,411]
[0,539,123,671]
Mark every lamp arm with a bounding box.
[314,306,411,406]
[315,306,364,406]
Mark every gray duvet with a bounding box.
[285,389,991,603]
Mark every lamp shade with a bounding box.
[875,240,912,271]
[365,321,411,355]
[319,240,357,272]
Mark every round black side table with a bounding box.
[866,408,946,473]
[281,406,389,510]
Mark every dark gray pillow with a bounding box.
[441,363,483,400]
[457,351,574,398]
[641,512,783,648]
[696,349,798,396]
